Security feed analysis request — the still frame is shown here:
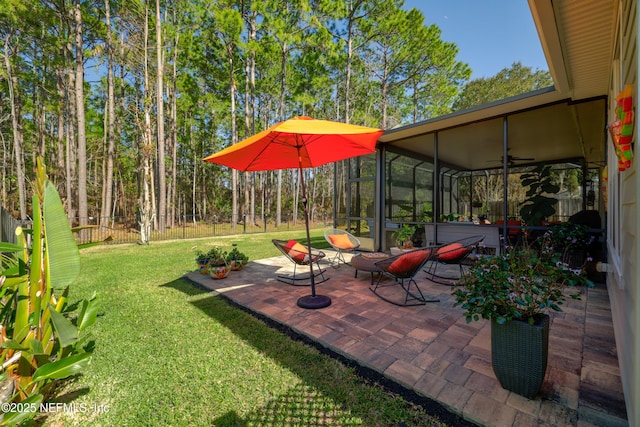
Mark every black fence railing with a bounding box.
[62,214,332,245]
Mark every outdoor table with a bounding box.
[351,252,389,285]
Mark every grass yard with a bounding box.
[37,229,450,426]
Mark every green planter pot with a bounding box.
[491,314,550,399]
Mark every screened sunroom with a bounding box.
[336,91,607,253]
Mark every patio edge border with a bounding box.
[185,275,477,427]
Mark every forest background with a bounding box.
[0,0,552,243]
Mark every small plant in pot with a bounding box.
[226,244,249,271]
[207,247,229,279]
[392,224,416,249]
[452,231,593,399]
[195,250,210,274]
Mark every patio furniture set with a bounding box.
[274,229,486,307]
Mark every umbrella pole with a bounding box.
[296,164,331,309]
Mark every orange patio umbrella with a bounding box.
[204,116,384,309]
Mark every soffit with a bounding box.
[531,0,618,99]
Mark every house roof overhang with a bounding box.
[378,0,618,171]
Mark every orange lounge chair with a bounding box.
[371,247,440,306]
[424,235,485,285]
[324,228,361,267]
[272,239,329,286]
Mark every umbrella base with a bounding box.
[297,294,332,309]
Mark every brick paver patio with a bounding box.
[186,253,628,427]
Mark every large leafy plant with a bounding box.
[519,164,559,227]
[452,227,593,325]
[0,158,98,425]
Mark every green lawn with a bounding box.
[38,229,450,426]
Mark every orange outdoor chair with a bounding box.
[324,228,361,267]
[272,239,329,286]
[497,219,523,248]
[424,235,485,286]
[371,247,440,306]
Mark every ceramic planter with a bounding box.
[491,314,550,399]
[196,258,209,274]
[208,264,229,279]
[229,259,246,271]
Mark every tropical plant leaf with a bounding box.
[0,340,29,351]
[30,192,43,306]
[77,241,105,250]
[77,296,99,332]
[31,352,91,382]
[28,339,44,355]
[48,305,78,348]
[1,275,27,288]
[0,243,23,253]
[1,393,43,426]
[43,181,80,289]
[14,274,30,343]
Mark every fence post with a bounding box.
[213,215,217,236]
[243,215,246,234]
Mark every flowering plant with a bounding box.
[453,224,594,325]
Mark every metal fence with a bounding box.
[0,208,331,246]
[1,207,25,244]
[73,214,332,245]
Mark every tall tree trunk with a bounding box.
[55,70,66,179]
[101,0,116,229]
[345,7,353,124]
[170,30,178,228]
[34,44,46,160]
[74,2,88,237]
[3,35,27,220]
[244,9,257,227]
[292,170,298,226]
[114,30,126,221]
[66,57,77,221]
[191,123,196,222]
[1,133,7,206]
[229,49,238,229]
[275,43,288,227]
[155,0,166,233]
[138,2,153,244]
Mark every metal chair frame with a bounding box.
[424,234,485,286]
[272,239,329,286]
[323,228,361,267]
[371,247,440,306]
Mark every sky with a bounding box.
[403,0,548,79]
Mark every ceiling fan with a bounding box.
[487,152,535,166]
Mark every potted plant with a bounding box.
[440,212,459,222]
[226,244,249,271]
[195,249,210,274]
[519,164,559,228]
[392,224,416,249]
[207,246,229,279]
[452,229,593,398]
